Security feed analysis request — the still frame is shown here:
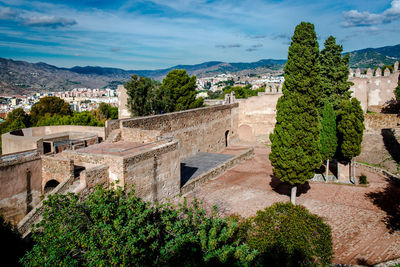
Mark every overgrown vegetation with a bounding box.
[20,187,333,266]
[359,173,368,184]
[126,69,203,116]
[222,85,265,99]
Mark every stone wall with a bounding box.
[349,61,399,111]
[117,85,130,119]
[41,156,74,191]
[63,140,180,202]
[357,114,400,174]
[120,104,239,159]
[237,93,282,144]
[0,150,42,224]
[2,125,105,155]
[80,164,109,189]
[123,141,180,202]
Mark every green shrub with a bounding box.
[242,202,333,267]
[21,187,257,266]
[359,173,368,184]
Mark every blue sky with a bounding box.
[0,0,399,69]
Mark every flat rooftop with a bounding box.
[76,141,157,156]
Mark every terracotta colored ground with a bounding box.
[183,145,400,265]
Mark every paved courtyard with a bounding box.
[183,145,400,265]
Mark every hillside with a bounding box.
[0,58,286,95]
[1,43,399,95]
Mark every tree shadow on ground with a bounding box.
[269,175,310,197]
[381,128,400,163]
[366,178,400,233]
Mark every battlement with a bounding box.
[349,61,399,79]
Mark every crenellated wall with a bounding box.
[349,61,399,111]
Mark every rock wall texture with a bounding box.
[357,114,400,174]
[349,61,399,111]
[120,104,239,159]
[0,150,42,224]
[237,93,282,144]
[41,156,74,191]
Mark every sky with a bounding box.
[0,0,400,70]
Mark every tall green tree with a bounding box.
[395,74,400,101]
[320,36,352,109]
[30,96,72,125]
[336,98,364,182]
[161,69,203,111]
[320,101,337,180]
[125,74,158,116]
[269,22,321,205]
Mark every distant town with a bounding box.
[0,72,284,120]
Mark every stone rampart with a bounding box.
[237,93,282,144]
[349,62,399,111]
[120,104,239,159]
[0,150,42,224]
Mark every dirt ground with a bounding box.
[183,145,400,265]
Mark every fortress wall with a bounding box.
[364,114,400,132]
[350,78,369,111]
[237,93,282,144]
[123,141,180,202]
[41,156,74,192]
[120,104,239,159]
[0,150,42,224]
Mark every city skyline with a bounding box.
[0,0,399,69]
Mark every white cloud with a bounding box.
[342,0,400,27]
[23,15,77,28]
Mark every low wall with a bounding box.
[2,125,105,155]
[120,104,239,159]
[181,147,254,195]
[80,164,109,189]
[237,94,282,144]
[364,114,400,131]
[0,150,42,224]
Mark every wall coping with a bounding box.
[121,103,239,127]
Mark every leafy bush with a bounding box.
[242,202,333,267]
[21,187,257,266]
[359,173,368,184]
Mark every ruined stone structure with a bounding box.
[2,125,104,155]
[349,61,399,111]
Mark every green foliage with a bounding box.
[395,74,400,101]
[320,36,352,109]
[320,101,337,161]
[36,112,103,127]
[223,85,264,99]
[22,187,256,266]
[207,90,224,99]
[98,103,118,120]
[336,98,365,161]
[242,203,333,266]
[30,96,72,125]
[269,22,321,186]
[359,173,368,184]
[0,215,31,266]
[161,69,203,111]
[125,74,160,116]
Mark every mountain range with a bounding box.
[1,44,399,95]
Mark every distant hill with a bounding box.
[0,58,286,95]
[345,44,400,68]
[1,43,399,95]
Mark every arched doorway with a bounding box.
[225,130,229,147]
[44,180,60,194]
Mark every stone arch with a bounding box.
[238,124,255,142]
[44,179,60,194]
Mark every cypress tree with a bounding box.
[336,98,365,182]
[269,22,321,204]
[320,36,352,109]
[320,101,337,180]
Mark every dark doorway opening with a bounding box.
[43,142,52,154]
[225,130,229,147]
[44,180,59,194]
